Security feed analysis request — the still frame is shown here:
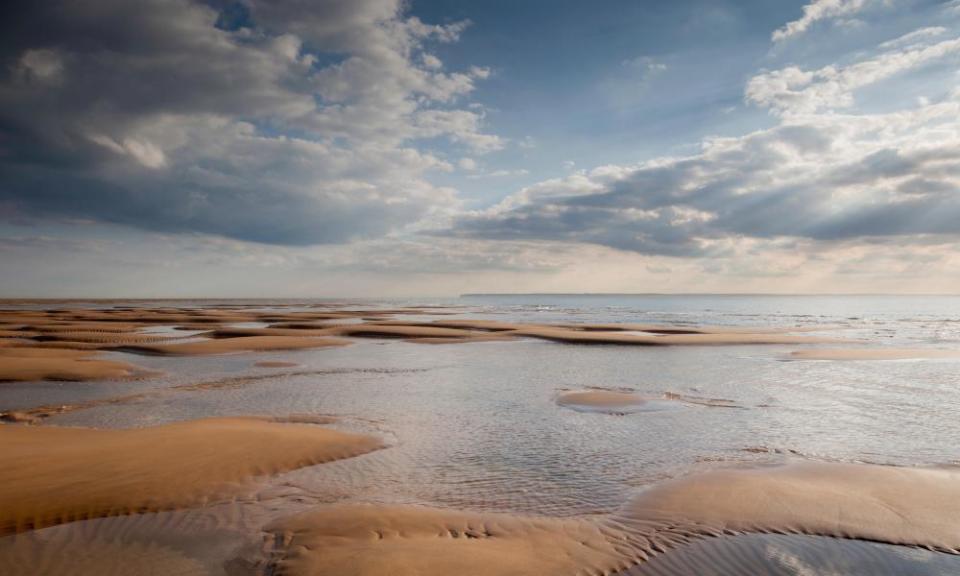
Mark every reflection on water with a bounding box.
[629,534,960,576]
[3,295,960,574]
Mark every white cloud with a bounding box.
[421,53,443,69]
[772,0,868,43]
[450,83,960,255]
[747,35,960,116]
[879,26,948,50]
[466,169,530,179]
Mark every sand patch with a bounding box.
[382,319,523,332]
[404,334,516,344]
[254,360,301,368]
[555,389,664,414]
[0,308,844,352]
[32,322,147,333]
[0,417,383,535]
[623,461,960,553]
[267,462,960,576]
[115,335,351,356]
[329,324,486,340]
[209,327,336,338]
[790,348,960,361]
[33,331,180,344]
[506,326,841,346]
[554,390,728,414]
[0,538,209,576]
[333,320,841,347]
[267,504,648,576]
[0,348,152,382]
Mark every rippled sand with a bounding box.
[0,417,382,535]
[268,462,960,576]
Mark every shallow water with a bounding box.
[629,534,960,575]
[3,295,960,574]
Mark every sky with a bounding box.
[1,0,960,297]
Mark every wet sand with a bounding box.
[2,301,957,575]
[556,389,652,413]
[790,348,960,360]
[0,417,382,535]
[269,504,636,576]
[116,335,352,356]
[268,462,960,576]
[510,325,843,346]
[0,348,152,382]
[253,360,301,368]
[0,307,846,364]
[628,533,960,576]
[623,461,960,552]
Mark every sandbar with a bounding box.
[0,348,151,382]
[623,461,960,553]
[115,335,351,356]
[268,504,638,576]
[556,389,651,413]
[267,462,960,576]
[0,417,382,535]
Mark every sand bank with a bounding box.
[556,389,651,413]
[328,324,487,340]
[508,325,841,346]
[268,504,641,576]
[790,348,960,361]
[554,390,720,414]
[253,360,301,368]
[623,461,960,553]
[405,334,516,344]
[0,417,383,535]
[33,331,180,344]
[208,327,337,338]
[332,320,843,347]
[0,308,845,357]
[267,462,960,575]
[0,348,151,382]
[115,335,351,356]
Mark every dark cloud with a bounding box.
[0,0,487,244]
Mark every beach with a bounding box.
[2,295,960,575]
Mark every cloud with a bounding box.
[621,56,668,75]
[878,26,948,50]
[772,0,868,43]
[446,85,960,256]
[747,34,960,116]
[0,0,497,245]
[467,169,530,179]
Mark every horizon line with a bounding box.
[2,292,960,301]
